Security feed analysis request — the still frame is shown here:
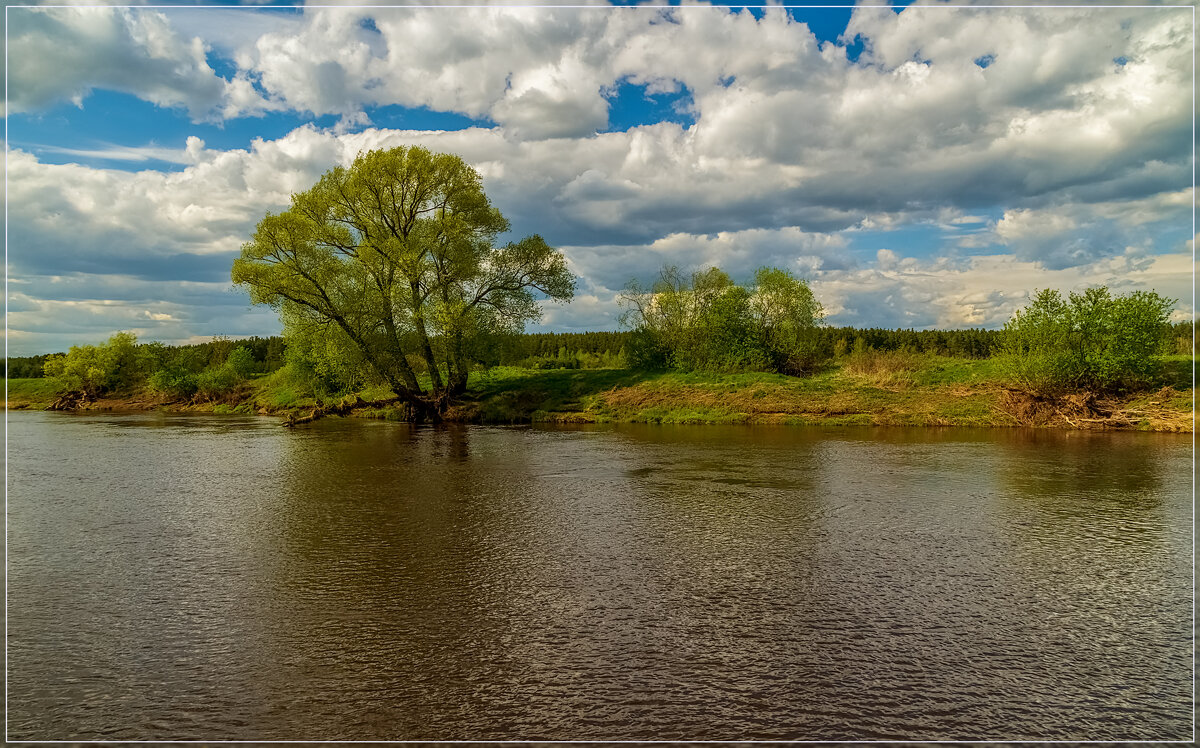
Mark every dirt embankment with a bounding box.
[998,387,1192,432]
[40,390,235,414]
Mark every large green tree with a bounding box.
[232,146,574,420]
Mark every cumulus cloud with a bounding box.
[563,227,851,292]
[962,190,1192,268]
[7,7,243,121]
[227,6,627,136]
[13,4,1191,223]
[812,249,1192,331]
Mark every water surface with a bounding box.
[7,412,1193,740]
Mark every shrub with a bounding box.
[625,327,672,370]
[191,346,257,401]
[619,265,821,375]
[43,331,141,395]
[750,267,826,374]
[147,367,198,399]
[999,287,1174,394]
[195,365,241,401]
[224,347,256,378]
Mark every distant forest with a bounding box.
[7,321,1193,379]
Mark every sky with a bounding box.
[5,0,1195,356]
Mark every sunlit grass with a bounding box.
[5,377,65,409]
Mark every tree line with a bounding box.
[6,325,1063,380]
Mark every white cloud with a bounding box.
[7,7,238,121]
[561,227,850,292]
[962,190,1192,268]
[812,249,1193,331]
[12,4,1192,224]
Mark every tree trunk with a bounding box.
[410,282,444,393]
[447,329,469,396]
[378,315,422,394]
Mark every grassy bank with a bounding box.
[457,355,1192,431]
[6,377,67,410]
[7,354,1194,432]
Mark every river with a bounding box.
[6,411,1192,740]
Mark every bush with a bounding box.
[43,332,141,395]
[224,347,256,378]
[619,265,821,375]
[147,367,198,399]
[750,267,826,374]
[280,310,376,397]
[999,287,1174,394]
[192,346,256,401]
[195,366,241,400]
[625,328,672,370]
[521,355,580,370]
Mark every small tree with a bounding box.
[619,265,823,374]
[620,266,764,371]
[43,332,141,396]
[750,267,825,374]
[1000,286,1175,394]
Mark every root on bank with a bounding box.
[999,386,1189,430]
[283,395,405,427]
[45,390,93,411]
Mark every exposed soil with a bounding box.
[998,386,1192,432]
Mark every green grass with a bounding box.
[453,355,1190,430]
[451,358,1007,426]
[5,378,65,409]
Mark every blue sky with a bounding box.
[5,1,1193,354]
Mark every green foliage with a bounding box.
[1167,320,1195,356]
[147,366,198,399]
[144,343,203,399]
[232,145,574,416]
[193,346,256,401]
[813,326,999,358]
[42,332,142,395]
[625,327,672,370]
[205,336,237,368]
[4,353,55,379]
[619,265,822,375]
[224,347,256,378]
[145,343,257,402]
[999,287,1175,394]
[194,366,240,400]
[751,267,825,374]
[278,321,372,399]
[495,331,632,365]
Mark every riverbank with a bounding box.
[7,356,1194,431]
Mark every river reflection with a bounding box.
[7,414,1192,740]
